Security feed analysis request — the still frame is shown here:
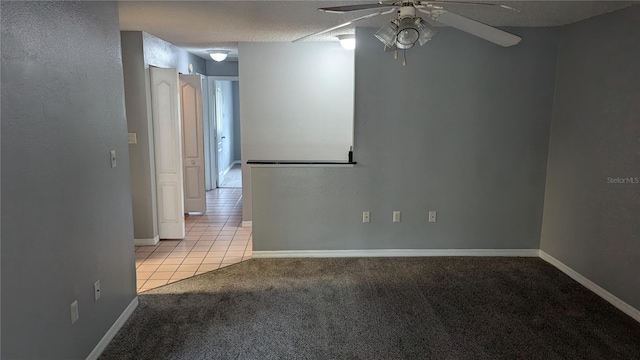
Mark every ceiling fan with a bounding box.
[294,1,522,64]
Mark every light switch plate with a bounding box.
[94,280,101,301]
[110,150,116,168]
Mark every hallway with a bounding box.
[134,188,251,292]
[219,163,242,188]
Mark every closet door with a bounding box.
[149,67,185,239]
[180,74,206,213]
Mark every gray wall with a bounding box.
[540,6,640,310]
[1,2,137,358]
[232,81,242,161]
[239,42,355,221]
[252,26,558,251]
[207,59,239,76]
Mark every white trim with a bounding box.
[539,250,640,323]
[219,157,242,179]
[86,297,139,360]
[252,249,539,258]
[241,221,252,228]
[222,163,235,176]
[134,235,159,246]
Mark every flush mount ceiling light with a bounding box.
[208,49,229,62]
[337,34,356,50]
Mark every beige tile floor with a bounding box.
[135,188,251,293]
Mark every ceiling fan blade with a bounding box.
[431,11,521,47]
[426,1,518,11]
[292,10,389,42]
[319,3,394,14]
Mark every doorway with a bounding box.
[205,77,241,190]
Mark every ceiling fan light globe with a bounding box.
[416,19,438,46]
[374,22,398,48]
[397,28,419,47]
[396,40,415,50]
[418,36,433,46]
[396,17,419,48]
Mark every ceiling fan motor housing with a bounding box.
[398,5,417,18]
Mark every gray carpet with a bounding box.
[101,257,640,360]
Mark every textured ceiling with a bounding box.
[118,1,637,59]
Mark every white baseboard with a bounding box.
[222,161,240,176]
[539,250,640,323]
[252,249,539,259]
[86,296,139,360]
[134,235,159,246]
[241,221,252,228]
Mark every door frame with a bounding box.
[206,76,239,189]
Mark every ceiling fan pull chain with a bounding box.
[403,50,407,66]
[394,48,398,60]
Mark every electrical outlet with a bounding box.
[94,280,101,301]
[363,211,370,223]
[70,300,79,324]
[429,211,437,223]
[393,211,401,223]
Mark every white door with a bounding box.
[149,67,185,239]
[179,74,206,213]
[215,85,226,186]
